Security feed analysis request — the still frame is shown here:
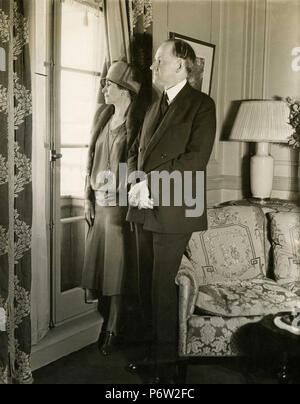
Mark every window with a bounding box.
[0,47,6,71]
[59,0,105,197]
[51,0,105,322]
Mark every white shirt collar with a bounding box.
[165,79,187,104]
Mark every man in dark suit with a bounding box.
[126,39,216,383]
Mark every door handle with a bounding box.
[50,150,63,162]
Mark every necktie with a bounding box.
[160,92,169,116]
[150,92,170,138]
[153,92,169,134]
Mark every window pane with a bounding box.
[60,147,88,198]
[60,70,100,145]
[60,217,86,293]
[61,0,105,72]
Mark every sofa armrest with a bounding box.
[176,255,199,356]
[176,255,199,320]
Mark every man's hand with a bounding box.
[84,199,95,227]
[128,180,154,210]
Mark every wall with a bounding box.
[263,0,300,199]
[152,0,300,204]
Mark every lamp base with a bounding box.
[247,197,272,205]
[250,143,274,199]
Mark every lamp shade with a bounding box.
[230,101,293,143]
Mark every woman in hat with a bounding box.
[81,61,144,356]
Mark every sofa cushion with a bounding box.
[283,281,300,296]
[195,278,300,317]
[185,316,262,357]
[269,212,300,295]
[186,206,266,285]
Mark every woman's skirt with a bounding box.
[81,204,129,296]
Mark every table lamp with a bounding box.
[229,100,293,200]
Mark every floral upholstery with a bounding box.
[195,279,300,317]
[184,316,262,357]
[185,206,267,285]
[269,212,300,296]
[177,206,300,358]
[283,282,300,296]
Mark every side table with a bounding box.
[235,314,300,384]
[260,314,300,384]
[217,198,300,212]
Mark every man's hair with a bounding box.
[166,39,196,74]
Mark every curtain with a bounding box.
[97,0,153,105]
[104,0,130,64]
[128,0,153,101]
[94,0,130,108]
[103,0,153,80]
[128,0,153,39]
[0,0,33,385]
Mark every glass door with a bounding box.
[50,0,105,324]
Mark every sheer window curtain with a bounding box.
[93,0,131,110]
[95,0,153,109]
[104,0,130,63]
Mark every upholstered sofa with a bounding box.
[176,204,300,359]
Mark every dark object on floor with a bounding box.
[234,315,300,384]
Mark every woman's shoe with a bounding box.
[99,331,117,356]
[84,289,98,304]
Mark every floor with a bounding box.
[32,342,299,385]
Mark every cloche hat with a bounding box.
[105,61,141,95]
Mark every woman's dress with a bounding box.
[81,117,130,296]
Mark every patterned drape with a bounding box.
[128,0,153,102]
[0,0,32,385]
[128,0,152,36]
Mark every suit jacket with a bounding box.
[126,82,217,234]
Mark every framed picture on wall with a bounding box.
[169,32,216,95]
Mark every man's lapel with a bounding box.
[142,97,162,148]
[143,83,192,166]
